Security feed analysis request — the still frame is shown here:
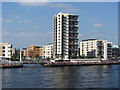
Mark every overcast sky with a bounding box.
[2,2,118,48]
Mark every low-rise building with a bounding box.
[11,48,16,56]
[0,43,15,59]
[112,45,119,59]
[21,48,28,57]
[80,39,112,60]
[27,45,43,58]
[43,43,53,59]
[21,45,44,59]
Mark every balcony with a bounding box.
[63,49,69,52]
[69,31,78,34]
[69,48,78,51]
[69,37,78,39]
[69,19,78,22]
[69,35,78,37]
[62,33,68,36]
[69,25,78,27]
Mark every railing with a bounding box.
[0,58,23,65]
[1,60,23,65]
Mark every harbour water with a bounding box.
[2,64,120,88]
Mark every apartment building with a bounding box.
[21,48,28,57]
[80,39,112,60]
[12,48,16,56]
[43,43,53,59]
[21,45,44,58]
[53,12,79,60]
[119,45,120,57]
[0,43,15,59]
[112,45,119,58]
[27,45,43,58]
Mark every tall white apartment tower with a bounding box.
[53,12,79,60]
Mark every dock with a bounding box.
[43,61,120,67]
[1,64,23,68]
[1,60,23,68]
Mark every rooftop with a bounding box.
[82,39,97,41]
[56,12,79,16]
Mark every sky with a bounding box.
[1,2,118,48]
[1,0,120,2]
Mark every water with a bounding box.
[2,64,120,88]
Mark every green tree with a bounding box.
[46,57,50,61]
[35,54,40,59]
[11,54,17,61]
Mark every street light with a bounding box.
[20,48,22,63]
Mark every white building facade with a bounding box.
[0,43,15,59]
[53,12,79,60]
[43,44,53,59]
[80,39,112,60]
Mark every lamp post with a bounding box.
[20,48,22,63]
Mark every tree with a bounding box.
[35,54,40,59]
[11,54,17,61]
[46,57,50,61]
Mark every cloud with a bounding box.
[52,3,79,13]
[51,3,79,13]
[2,0,119,2]
[53,0,119,2]
[18,2,79,13]
[93,24,104,28]
[89,17,102,23]
[3,19,13,23]
[14,16,21,19]
[2,0,48,2]
[17,20,31,23]
[52,3,73,8]
[1,16,21,23]
[2,17,20,23]
[19,2,49,6]
[0,18,2,22]
[91,33,104,37]
[49,31,53,35]
[79,33,83,37]
[34,25,41,29]
[3,30,53,48]
[3,31,51,38]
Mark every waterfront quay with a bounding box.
[1,58,120,68]
[43,60,120,67]
[22,60,48,64]
[0,60,23,68]
[1,64,23,68]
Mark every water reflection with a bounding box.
[2,64,119,88]
[46,65,119,88]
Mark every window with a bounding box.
[2,50,5,52]
[2,46,5,49]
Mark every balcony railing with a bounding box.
[69,37,78,39]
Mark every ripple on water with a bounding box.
[2,64,119,88]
